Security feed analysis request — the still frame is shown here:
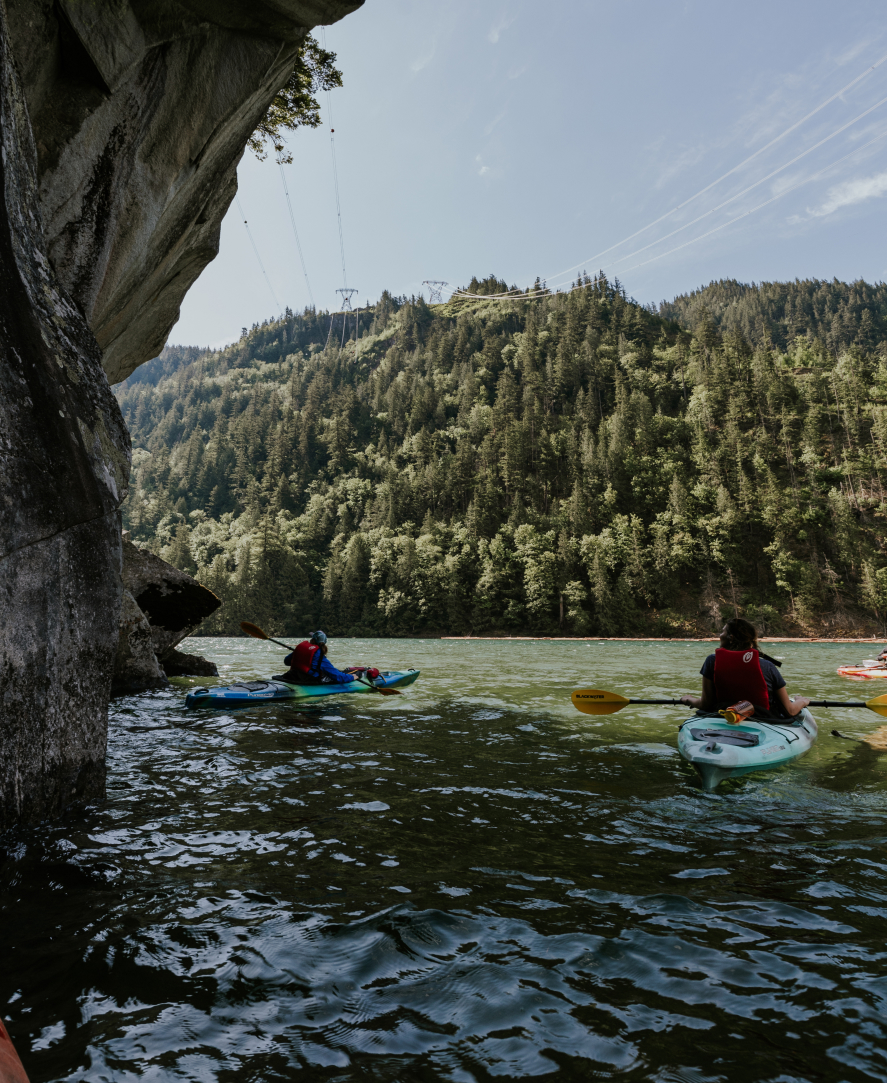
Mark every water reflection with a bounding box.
[2,638,887,1081]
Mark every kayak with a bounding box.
[677,708,818,791]
[837,661,887,680]
[185,669,420,708]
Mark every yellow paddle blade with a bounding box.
[572,689,630,715]
[866,694,887,717]
[240,621,269,640]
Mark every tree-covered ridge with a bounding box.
[660,277,887,354]
[116,275,887,638]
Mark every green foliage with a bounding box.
[116,276,887,638]
[248,36,342,163]
[660,278,887,355]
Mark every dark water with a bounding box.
[3,638,887,1082]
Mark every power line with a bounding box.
[447,127,887,303]
[423,280,449,303]
[235,195,282,313]
[599,92,887,274]
[322,27,349,290]
[446,91,887,302]
[616,127,887,277]
[541,47,887,287]
[276,156,314,309]
[445,47,887,301]
[336,287,358,311]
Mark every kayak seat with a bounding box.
[690,727,760,748]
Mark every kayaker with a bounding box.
[275,631,357,685]
[680,617,810,719]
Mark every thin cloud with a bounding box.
[809,170,887,215]
[410,44,435,73]
[488,12,514,44]
[652,142,708,190]
[835,39,877,68]
[484,110,507,136]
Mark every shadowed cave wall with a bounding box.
[0,0,362,827]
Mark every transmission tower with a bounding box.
[336,287,358,311]
[423,280,448,304]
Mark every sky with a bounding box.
[172,0,887,348]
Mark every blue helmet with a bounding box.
[309,630,328,646]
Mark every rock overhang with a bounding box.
[8,0,364,383]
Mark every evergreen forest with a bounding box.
[115,274,887,638]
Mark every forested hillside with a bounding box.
[660,278,887,354]
[115,274,887,637]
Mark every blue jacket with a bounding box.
[284,646,355,684]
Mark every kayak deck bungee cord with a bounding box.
[676,709,817,792]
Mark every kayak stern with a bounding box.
[678,709,818,791]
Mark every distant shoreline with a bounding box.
[440,636,882,644]
[191,634,883,644]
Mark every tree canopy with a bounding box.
[115,276,887,639]
[248,35,342,163]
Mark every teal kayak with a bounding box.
[185,669,420,708]
[677,709,818,791]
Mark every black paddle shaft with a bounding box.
[267,636,296,652]
[808,700,869,708]
[629,698,685,705]
[628,697,870,709]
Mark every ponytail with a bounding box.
[721,617,758,652]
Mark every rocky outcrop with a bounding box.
[113,589,168,695]
[161,647,219,678]
[7,0,363,382]
[0,1,130,827]
[0,0,362,826]
[111,538,221,693]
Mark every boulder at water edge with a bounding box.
[113,537,221,692]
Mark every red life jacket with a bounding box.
[713,648,770,713]
[289,641,320,676]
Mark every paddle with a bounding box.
[240,620,294,652]
[572,690,685,714]
[572,688,887,718]
[239,621,401,695]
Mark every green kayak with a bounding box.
[185,669,419,708]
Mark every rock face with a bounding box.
[0,0,362,826]
[113,590,168,695]
[0,2,130,827]
[111,538,221,693]
[7,0,363,382]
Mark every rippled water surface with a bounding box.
[4,638,887,1082]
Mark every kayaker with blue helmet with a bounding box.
[276,631,358,685]
[680,617,810,719]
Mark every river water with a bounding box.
[2,638,887,1082]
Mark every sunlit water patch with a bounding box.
[3,638,887,1081]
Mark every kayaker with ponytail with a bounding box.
[680,617,810,719]
[275,631,366,685]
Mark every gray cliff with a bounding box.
[0,0,361,827]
